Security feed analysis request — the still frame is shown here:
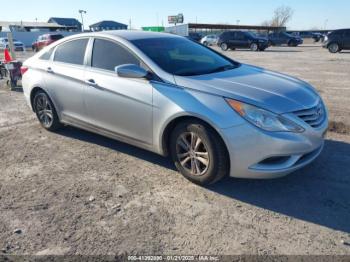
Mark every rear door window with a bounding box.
[236,32,245,40]
[91,38,140,71]
[54,38,88,65]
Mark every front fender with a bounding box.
[150,81,245,155]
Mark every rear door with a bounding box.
[343,30,350,49]
[44,38,89,122]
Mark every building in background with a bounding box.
[165,23,287,37]
[48,17,82,31]
[89,21,128,31]
[142,26,165,32]
[0,21,75,32]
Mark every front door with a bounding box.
[83,38,153,145]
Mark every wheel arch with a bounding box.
[327,41,341,49]
[30,86,59,117]
[160,115,230,164]
[30,86,45,111]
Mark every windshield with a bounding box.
[2,39,19,42]
[245,32,257,38]
[131,37,239,76]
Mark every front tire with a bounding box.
[220,43,228,51]
[170,120,229,185]
[328,43,340,53]
[33,91,62,131]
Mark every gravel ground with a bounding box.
[0,44,350,256]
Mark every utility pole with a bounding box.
[324,19,328,30]
[79,10,87,32]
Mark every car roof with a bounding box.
[86,30,183,41]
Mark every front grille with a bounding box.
[294,101,326,128]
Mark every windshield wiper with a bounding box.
[207,64,236,74]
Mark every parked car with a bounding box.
[217,31,269,51]
[186,32,202,42]
[200,35,218,46]
[268,32,303,46]
[323,29,350,53]
[0,38,25,52]
[32,34,64,52]
[312,33,325,43]
[21,31,328,185]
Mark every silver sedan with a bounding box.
[21,31,328,185]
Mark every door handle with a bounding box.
[85,79,98,87]
[46,67,54,73]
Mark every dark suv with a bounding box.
[323,29,350,53]
[186,32,202,42]
[268,32,303,47]
[217,31,268,51]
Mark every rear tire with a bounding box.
[170,120,229,185]
[288,40,297,47]
[33,91,62,131]
[328,43,340,53]
[250,43,259,51]
[220,43,228,51]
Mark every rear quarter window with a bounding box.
[54,39,88,65]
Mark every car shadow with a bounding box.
[264,50,303,53]
[56,126,175,170]
[56,126,350,233]
[231,49,302,53]
[207,139,350,233]
[11,86,23,92]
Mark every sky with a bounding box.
[2,0,350,30]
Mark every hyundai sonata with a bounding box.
[21,31,328,185]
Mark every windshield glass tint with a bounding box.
[245,32,257,38]
[131,37,238,76]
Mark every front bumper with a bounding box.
[258,42,269,49]
[220,114,328,179]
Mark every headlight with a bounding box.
[226,98,305,133]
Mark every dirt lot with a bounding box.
[0,44,350,256]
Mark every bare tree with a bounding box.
[262,6,294,27]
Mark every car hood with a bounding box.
[174,64,319,114]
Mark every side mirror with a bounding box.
[115,64,148,79]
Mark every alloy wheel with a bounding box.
[35,94,53,128]
[176,132,210,176]
[329,43,339,53]
[221,43,228,51]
